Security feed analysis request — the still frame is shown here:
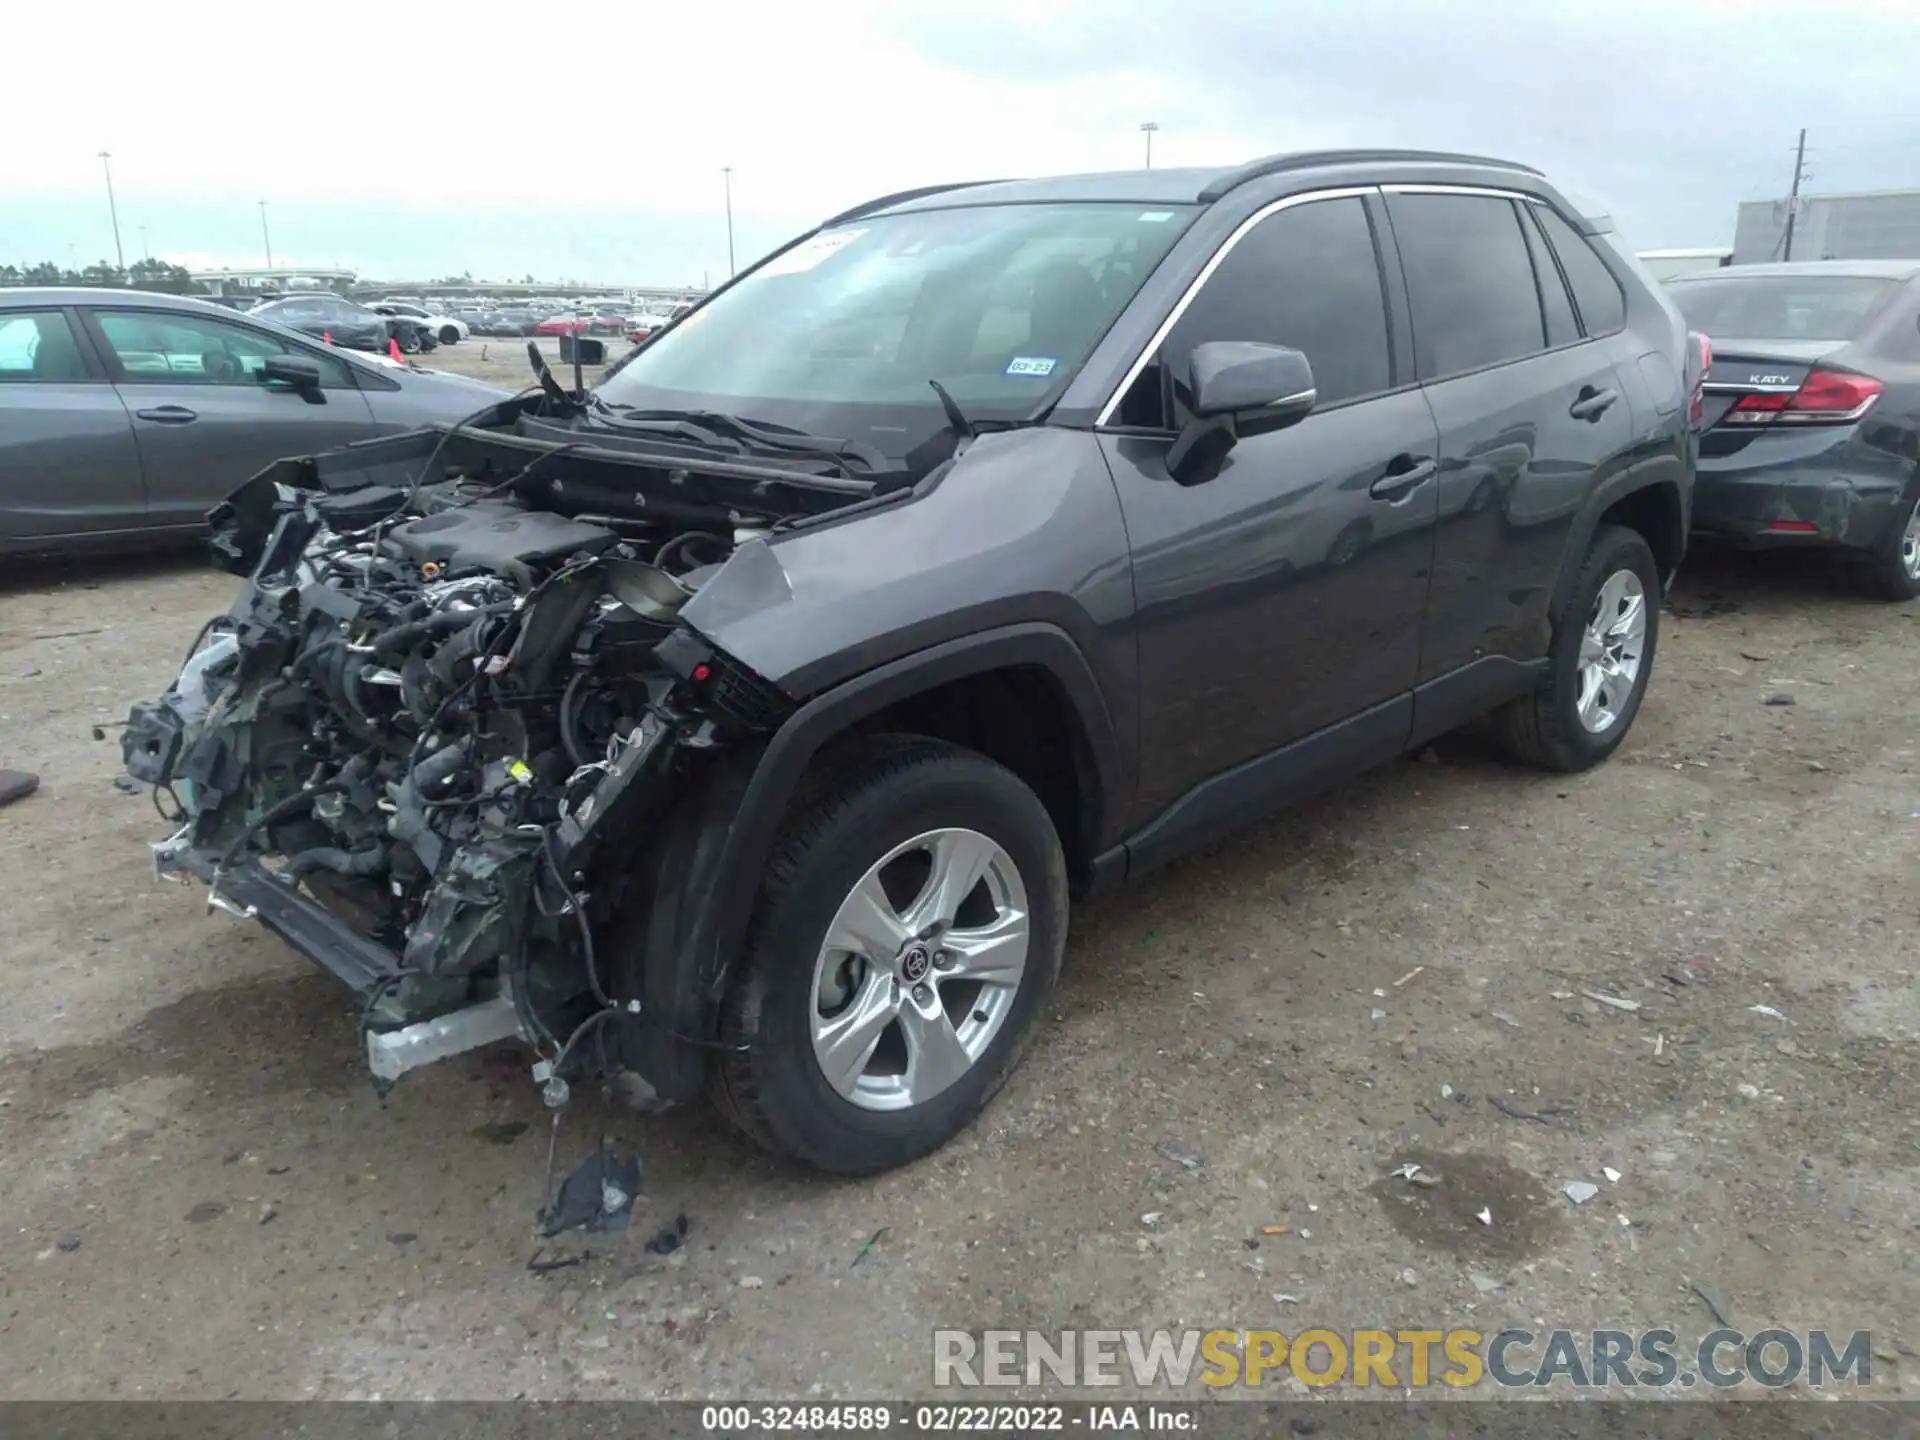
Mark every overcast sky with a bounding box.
[7,0,1919,284]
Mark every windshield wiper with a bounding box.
[592,403,893,474]
[927,379,976,443]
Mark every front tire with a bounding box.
[711,736,1068,1174]
[1494,523,1660,772]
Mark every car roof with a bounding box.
[849,149,1542,220]
[1671,260,1920,282]
[0,286,300,313]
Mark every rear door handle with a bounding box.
[135,405,198,424]
[1369,457,1437,502]
[1569,386,1619,422]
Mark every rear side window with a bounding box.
[0,311,88,381]
[1392,193,1546,380]
[1518,206,1579,347]
[1534,204,1627,335]
[1143,195,1392,420]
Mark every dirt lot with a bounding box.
[2,438,1917,1401]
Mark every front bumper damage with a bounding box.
[118,418,839,1102]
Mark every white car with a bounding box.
[366,301,469,345]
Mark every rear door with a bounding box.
[1385,187,1638,710]
[82,306,378,528]
[0,307,147,541]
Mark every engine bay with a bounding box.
[120,400,882,1096]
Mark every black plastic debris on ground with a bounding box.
[645,1212,690,1255]
[0,771,39,809]
[540,1143,640,1237]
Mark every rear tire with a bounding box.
[1857,487,1920,601]
[711,736,1067,1174]
[1494,524,1660,772]
[438,325,460,346]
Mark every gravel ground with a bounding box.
[2,434,1917,1402]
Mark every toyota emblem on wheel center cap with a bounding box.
[899,944,932,984]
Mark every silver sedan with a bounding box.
[0,288,510,558]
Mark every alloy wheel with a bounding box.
[809,828,1030,1112]
[1900,497,1920,580]
[1576,568,1647,734]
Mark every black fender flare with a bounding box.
[1549,466,1688,619]
[633,622,1120,1099]
[700,620,1119,979]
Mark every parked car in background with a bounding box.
[1638,248,1735,283]
[0,289,508,557]
[250,296,438,354]
[367,301,470,346]
[587,309,629,335]
[477,308,540,336]
[1666,260,1920,599]
[535,313,593,337]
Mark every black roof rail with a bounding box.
[1198,149,1542,202]
[823,180,1007,227]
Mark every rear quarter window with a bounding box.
[1533,204,1627,335]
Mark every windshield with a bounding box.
[1667,275,1899,341]
[596,201,1197,457]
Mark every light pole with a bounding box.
[138,226,150,260]
[722,167,736,276]
[258,199,274,269]
[1140,121,1160,169]
[98,151,125,272]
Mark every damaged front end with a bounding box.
[120,414,866,1100]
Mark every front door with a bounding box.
[1097,192,1441,826]
[83,306,377,528]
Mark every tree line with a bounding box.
[0,259,204,292]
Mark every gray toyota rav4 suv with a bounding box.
[122,150,1699,1175]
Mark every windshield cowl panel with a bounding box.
[596,201,1196,462]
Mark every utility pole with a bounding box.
[98,151,125,272]
[1140,121,1159,169]
[259,200,274,269]
[138,225,150,260]
[722,167,735,276]
[1783,127,1808,262]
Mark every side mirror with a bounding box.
[1167,341,1316,486]
[559,334,606,365]
[263,354,323,392]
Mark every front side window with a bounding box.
[597,201,1197,459]
[96,310,350,387]
[1392,193,1547,380]
[1154,195,1393,421]
[0,311,88,381]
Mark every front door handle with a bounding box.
[135,405,198,424]
[1569,386,1619,422]
[1369,456,1437,502]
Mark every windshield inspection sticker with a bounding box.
[758,227,866,277]
[1137,210,1176,222]
[1006,355,1058,377]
